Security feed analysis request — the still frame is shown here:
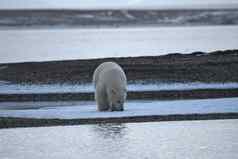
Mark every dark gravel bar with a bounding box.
[1,113,238,129]
[0,88,238,102]
[0,50,238,84]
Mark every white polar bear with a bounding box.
[93,62,127,111]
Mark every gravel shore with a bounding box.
[0,49,238,84]
[1,113,238,129]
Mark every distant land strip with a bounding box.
[1,113,238,129]
[0,88,238,102]
[0,9,238,28]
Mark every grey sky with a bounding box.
[0,0,238,9]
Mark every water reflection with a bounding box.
[92,123,127,139]
[89,123,129,158]
[1,120,238,159]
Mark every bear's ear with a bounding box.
[111,88,117,95]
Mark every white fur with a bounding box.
[93,62,127,111]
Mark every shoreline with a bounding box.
[1,24,238,31]
[1,113,238,129]
[0,88,238,102]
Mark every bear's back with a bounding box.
[93,62,124,87]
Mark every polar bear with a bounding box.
[93,62,127,111]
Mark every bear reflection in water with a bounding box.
[93,123,127,139]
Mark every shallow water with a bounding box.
[1,82,238,94]
[0,119,238,159]
[0,25,238,63]
[1,98,238,119]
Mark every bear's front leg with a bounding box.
[95,86,109,111]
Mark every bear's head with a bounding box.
[108,87,127,111]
